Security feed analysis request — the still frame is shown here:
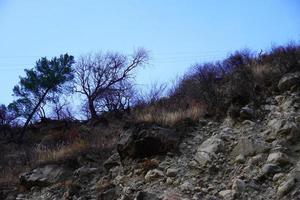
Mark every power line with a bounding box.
[0,50,229,71]
[0,50,231,58]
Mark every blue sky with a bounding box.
[0,0,299,105]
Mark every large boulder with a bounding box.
[19,164,72,188]
[232,137,270,157]
[117,123,180,161]
[103,153,121,171]
[277,178,296,198]
[278,72,300,91]
[268,119,300,143]
[194,135,224,165]
[267,152,290,166]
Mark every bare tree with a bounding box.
[146,82,168,104]
[134,82,167,106]
[74,48,149,119]
[50,96,74,120]
[95,80,134,112]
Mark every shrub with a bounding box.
[167,43,300,118]
[255,43,300,92]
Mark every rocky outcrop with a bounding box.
[19,164,72,189]
[117,123,180,161]
[11,73,300,200]
[103,152,121,171]
[232,136,270,157]
[278,72,300,91]
[194,135,224,165]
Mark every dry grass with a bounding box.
[0,123,122,193]
[34,126,120,163]
[134,103,205,126]
[0,166,30,185]
[35,139,88,163]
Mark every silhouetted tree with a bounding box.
[133,82,167,106]
[0,104,9,126]
[74,48,148,119]
[95,80,134,112]
[50,96,74,120]
[12,54,75,142]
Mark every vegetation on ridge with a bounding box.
[0,42,299,190]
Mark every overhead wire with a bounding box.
[0,50,230,71]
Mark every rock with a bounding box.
[19,164,72,188]
[198,135,224,154]
[166,177,173,185]
[117,123,180,160]
[194,151,212,166]
[73,166,97,177]
[135,191,160,200]
[261,164,281,176]
[278,72,300,91]
[103,153,121,171]
[276,120,300,142]
[242,120,255,126]
[15,194,26,200]
[180,181,194,192]
[232,179,245,193]
[194,135,224,165]
[248,154,263,166]
[232,137,270,157]
[277,178,296,198]
[263,129,277,142]
[218,190,233,199]
[166,168,179,177]
[240,105,255,120]
[273,173,285,182]
[267,152,290,166]
[293,160,300,181]
[98,185,121,200]
[144,169,164,182]
[279,96,300,111]
[282,122,298,136]
[235,154,246,164]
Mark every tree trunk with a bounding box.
[18,89,50,143]
[88,99,98,119]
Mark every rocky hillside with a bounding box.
[3,72,300,199]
